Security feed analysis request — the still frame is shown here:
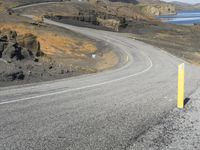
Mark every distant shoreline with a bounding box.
[157,9,200,25]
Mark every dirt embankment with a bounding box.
[123,22,200,66]
[0,13,119,86]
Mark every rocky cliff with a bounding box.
[99,0,176,17]
[140,4,176,16]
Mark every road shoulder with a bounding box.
[129,87,200,150]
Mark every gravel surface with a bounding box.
[129,86,200,150]
[1,18,200,150]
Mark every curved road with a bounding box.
[1,4,200,150]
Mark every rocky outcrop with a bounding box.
[97,17,120,31]
[0,29,45,82]
[52,10,128,31]
[17,33,42,57]
[0,29,43,61]
[141,4,176,16]
[4,71,25,81]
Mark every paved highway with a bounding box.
[1,5,200,150]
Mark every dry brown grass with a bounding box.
[0,23,97,58]
[96,51,118,71]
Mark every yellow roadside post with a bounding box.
[177,63,185,109]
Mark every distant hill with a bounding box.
[170,1,200,10]
[170,1,191,6]
[193,3,200,8]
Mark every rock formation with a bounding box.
[97,17,120,31]
[140,4,176,16]
[0,29,43,61]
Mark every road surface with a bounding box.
[1,4,200,150]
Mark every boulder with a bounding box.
[12,44,24,60]
[1,44,16,60]
[1,43,32,60]
[9,31,17,40]
[17,33,43,57]
[21,48,33,59]
[0,35,8,41]
[0,29,17,41]
[97,17,120,31]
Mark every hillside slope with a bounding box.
[0,2,119,86]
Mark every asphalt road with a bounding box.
[1,5,200,150]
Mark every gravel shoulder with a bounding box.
[129,86,200,150]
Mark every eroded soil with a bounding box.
[0,13,119,87]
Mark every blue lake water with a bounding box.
[157,10,200,25]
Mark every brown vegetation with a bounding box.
[0,23,97,58]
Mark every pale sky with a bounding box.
[163,0,200,4]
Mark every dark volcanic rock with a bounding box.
[17,33,43,57]
[0,30,44,60]
[0,42,4,57]
[4,71,25,81]
[0,29,17,41]
[9,31,17,40]
[2,43,26,60]
[1,44,16,60]
[21,48,33,59]
[0,29,45,82]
